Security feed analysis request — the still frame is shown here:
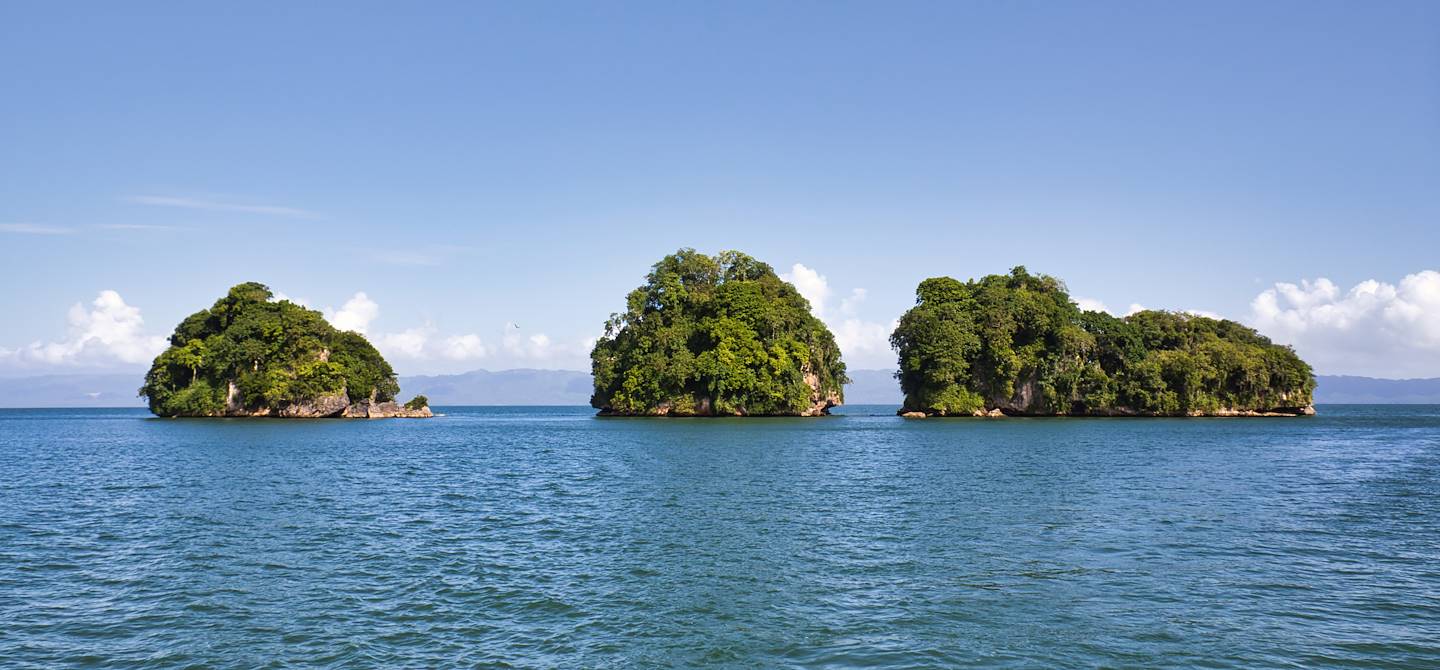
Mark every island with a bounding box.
[589,249,848,416]
[139,282,431,418]
[891,267,1315,417]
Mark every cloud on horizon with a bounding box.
[0,291,167,370]
[781,263,896,368]
[1250,270,1440,378]
[321,293,589,369]
[10,274,1439,379]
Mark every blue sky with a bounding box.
[2,2,1438,377]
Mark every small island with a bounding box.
[139,282,431,418]
[589,249,848,416]
[891,267,1315,417]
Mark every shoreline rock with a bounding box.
[897,404,1316,418]
[189,382,432,419]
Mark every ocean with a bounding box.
[2,405,1437,668]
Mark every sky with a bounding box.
[2,1,1438,378]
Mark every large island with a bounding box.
[140,282,430,418]
[891,267,1315,417]
[589,249,848,416]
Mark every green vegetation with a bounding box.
[590,249,848,416]
[404,395,429,411]
[891,267,1315,416]
[140,282,405,416]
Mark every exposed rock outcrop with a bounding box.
[799,370,842,417]
[343,392,434,419]
[201,383,430,419]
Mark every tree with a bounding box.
[139,282,400,416]
[590,249,848,416]
[891,268,1315,416]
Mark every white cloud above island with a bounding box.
[7,270,1440,379]
[1249,270,1440,378]
[781,263,896,368]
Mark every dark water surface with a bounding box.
[2,405,1438,668]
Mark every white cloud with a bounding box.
[781,263,833,320]
[503,324,555,359]
[839,288,867,317]
[270,292,310,308]
[1072,298,1152,317]
[441,334,489,361]
[322,293,488,362]
[324,292,380,334]
[1249,271,1440,377]
[377,326,434,359]
[320,294,590,368]
[369,326,492,363]
[1,223,74,235]
[833,317,898,361]
[782,263,895,367]
[1,290,166,369]
[125,195,321,219]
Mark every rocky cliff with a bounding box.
[210,382,431,419]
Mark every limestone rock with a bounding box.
[211,382,430,419]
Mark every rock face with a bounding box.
[799,370,842,417]
[207,382,431,419]
[343,394,434,419]
[278,393,351,418]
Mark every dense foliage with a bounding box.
[140,282,401,416]
[590,249,848,415]
[891,267,1315,416]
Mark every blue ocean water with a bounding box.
[1,405,1438,668]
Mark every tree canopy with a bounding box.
[139,282,401,416]
[590,249,848,415]
[891,267,1315,416]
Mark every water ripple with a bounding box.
[0,405,1438,667]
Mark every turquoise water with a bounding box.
[2,405,1438,668]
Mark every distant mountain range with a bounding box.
[2,370,1439,408]
[401,369,594,406]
